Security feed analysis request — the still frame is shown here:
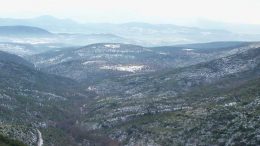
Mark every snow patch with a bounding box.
[224,102,237,107]
[159,52,168,55]
[100,65,145,73]
[183,48,194,51]
[104,44,121,49]
[82,60,106,65]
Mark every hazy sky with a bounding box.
[0,0,260,24]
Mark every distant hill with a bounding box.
[0,25,52,36]
[27,42,256,83]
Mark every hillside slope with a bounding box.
[0,51,96,146]
[78,46,260,145]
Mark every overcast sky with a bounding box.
[0,0,260,24]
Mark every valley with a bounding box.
[0,36,259,145]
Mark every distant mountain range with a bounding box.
[0,25,131,48]
[191,18,260,35]
[1,16,260,46]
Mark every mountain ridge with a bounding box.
[2,16,260,46]
[0,25,52,36]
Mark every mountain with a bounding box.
[0,26,52,37]
[2,16,260,46]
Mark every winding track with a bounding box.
[37,129,43,146]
